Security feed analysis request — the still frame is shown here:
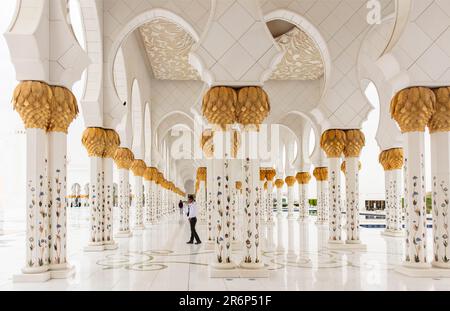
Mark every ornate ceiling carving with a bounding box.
[271,27,324,81]
[139,19,200,81]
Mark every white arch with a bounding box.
[264,9,331,103]
[107,9,200,105]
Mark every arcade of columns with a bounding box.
[10,79,450,281]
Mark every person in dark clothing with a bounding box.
[186,195,201,244]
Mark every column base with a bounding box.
[394,263,450,277]
[381,230,405,237]
[287,214,296,220]
[84,242,105,252]
[239,262,269,278]
[103,241,119,250]
[49,263,76,279]
[327,240,344,249]
[115,231,132,238]
[209,262,240,278]
[13,269,51,283]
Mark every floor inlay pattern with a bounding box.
[1,210,450,291]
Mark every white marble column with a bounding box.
[144,178,152,226]
[102,157,117,250]
[206,161,215,247]
[430,87,450,270]
[240,156,266,275]
[116,168,131,237]
[403,132,429,267]
[285,176,296,220]
[151,179,157,223]
[85,156,104,251]
[380,149,404,237]
[48,131,74,277]
[130,160,146,230]
[15,128,51,281]
[266,173,275,226]
[211,157,235,272]
[321,130,346,246]
[275,179,284,217]
[391,87,435,274]
[344,158,363,245]
[313,167,328,225]
[328,158,343,244]
[296,172,311,222]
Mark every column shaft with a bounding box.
[24,129,50,274]
[431,132,450,268]
[329,158,343,243]
[345,157,361,243]
[404,132,428,266]
[134,176,144,229]
[117,169,130,235]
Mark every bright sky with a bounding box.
[0,2,433,214]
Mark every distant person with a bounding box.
[186,195,201,245]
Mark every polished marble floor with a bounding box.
[1,208,450,291]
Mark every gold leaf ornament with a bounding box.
[313,167,328,181]
[114,148,135,170]
[236,87,270,127]
[429,87,450,133]
[390,87,436,133]
[202,87,237,130]
[82,127,106,158]
[48,86,79,133]
[320,129,346,158]
[12,81,52,130]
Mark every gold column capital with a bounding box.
[296,172,311,184]
[285,176,296,187]
[266,169,277,182]
[313,167,328,181]
[82,127,106,158]
[114,148,134,170]
[344,129,365,157]
[259,168,266,182]
[48,85,78,133]
[275,179,284,189]
[429,87,450,134]
[103,129,120,158]
[202,86,237,130]
[130,160,147,177]
[320,129,346,158]
[235,181,242,190]
[236,86,270,126]
[12,81,52,130]
[391,87,436,133]
[379,148,404,171]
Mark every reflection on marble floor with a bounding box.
[0,209,450,291]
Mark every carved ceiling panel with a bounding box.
[271,27,324,81]
[139,19,200,80]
